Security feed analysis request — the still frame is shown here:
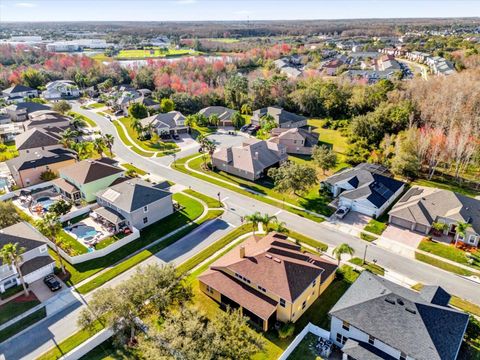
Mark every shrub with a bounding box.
[48,200,72,216]
[39,170,58,181]
[278,322,295,339]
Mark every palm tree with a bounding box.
[36,213,66,274]
[75,142,91,160]
[204,140,217,168]
[185,115,197,129]
[455,222,471,247]
[93,137,105,157]
[332,243,355,266]
[70,116,86,130]
[59,128,77,149]
[208,114,220,127]
[244,212,264,237]
[260,213,278,231]
[131,117,144,137]
[0,243,29,296]
[103,134,114,157]
[269,220,289,234]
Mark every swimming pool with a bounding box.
[35,196,56,210]
[69,223,99,240]
[0,178,7,188]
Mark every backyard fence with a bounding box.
[59,204,97,223]
[278,322,331,360]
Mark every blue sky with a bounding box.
[1,0,479,22]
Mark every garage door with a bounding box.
[414,224,429,234]
[390,216,413,230]
[24,263,54,284]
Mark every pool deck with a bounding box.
[64,217,113,249]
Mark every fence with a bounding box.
[57,329,114,360]
[278,322,330,360]
[59,204,97,223]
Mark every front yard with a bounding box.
[417,239,480,272]
[0,292,40,326]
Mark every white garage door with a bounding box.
[24,263,54,284]
[351,203,375,217]
[390,216,413,230]
[414,224,429,234]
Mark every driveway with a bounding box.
[29,278,62,303]
[382,225,425,248]
[339,211,371,230]
[172,134,197,150]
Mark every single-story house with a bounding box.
[212,138,288,181]
[6,148,77,188]
[24,110,71,133]
[251,107,307,129]
[140,111,188,135]
[269,127,319,155]
[42,80,80,100]
[198,106,236,127]
[96,178,174,231]
[15,128,61,156]
[0,222,55,293]
[53,159,124,202]
[5,102,51,122]
[388,186,480,246]
[2,85,38,103]
[329,271,469,360]
[322,163,405,218]
[199,232,337,331]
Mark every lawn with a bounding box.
[0,293,40,325]
[308,119,349,155]
[0,307,46,343]
[364,219,387,235]
[418,239,480,271]
[286,332,321,360]
[120,163,148,176]
[0,142,18,162]
[201,38,240,43]
[112,121,154,157]
[89,102,105,109]
[51,193,204,287]
[190,125,217,139]
[79,338,131,360]
[68,111,97,128]
[349,257,385,275]
[115,47,199,59]
[412,177,480,198]
[59,230,89,256]
[360,232,377,242]
[415,252,473,276]
[183,188,222,208]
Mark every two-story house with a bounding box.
[269,127,319,155]
[52,159,124,202]
[95,178,173,231]
[42,80,80,100]
[198,232,337,331]
[2,85,38,103]
[329,271,469,360]
[0,222,55,293]
[251,107,307,129]
[389,186,480,246]
[212,138,288,181]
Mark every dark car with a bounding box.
[172,134,180,140]
[43,274,62,292]
[247,125,260,135]
[240,124,250,132]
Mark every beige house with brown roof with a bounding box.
[211,138,288,181]
[269,127,319,155]
[198,232,337,331]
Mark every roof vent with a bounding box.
[385,298,395,305]
[397,298,404,306]
[406,307,416,314]
[273,257,281,263]
[265,254,272,259]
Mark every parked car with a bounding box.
[247,125,260,135]
[240,124,250,132]
[172,134,180,140]
[43,274,62,292]
[335,206,350,219]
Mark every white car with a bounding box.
[335,206,350,219]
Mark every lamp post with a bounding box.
[217,192,221,208]
[172,153,176,166]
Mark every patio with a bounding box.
[64,217,111,249]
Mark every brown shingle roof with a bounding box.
[60,160,123,185]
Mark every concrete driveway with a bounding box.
[29,277,63,302]
[382,225,425,248]
[339,211,371,230]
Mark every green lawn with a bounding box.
[360,232,377,242]
[415,252,473,276]
[349,257,385,275]
[0,295,40,325]
[364,219,387,235]
[286,229,329,252]
[0,284,23,300]
[51,193,204,286]
[286,332,320,360]
[79,338,132,360]
[308,119,349,155]
[0,307,46,343]
[120,163,148,176]
[89,102,105,109]
[183,189,222,208]
[0,142,18,162]
[68,111,97,128]
[112,121,154,157]
[116,47,199,59]
[59,230,89,256]
[418,240,480,271]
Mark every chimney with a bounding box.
[239,246,245,258]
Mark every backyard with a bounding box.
[0,141,18,162]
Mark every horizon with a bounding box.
[1,0,480,22]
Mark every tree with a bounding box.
[267,162,318,195]
[204,139,217,166]
[455,222,471,247]
[241,103,252,115]
[332,243,355,266]
[312,145,337,175]
[269,220,289,234]
[40,170,58,181]
[231,112,245,130]
[260,213,278,230]
[391,129,420,179]
[22,68,45,89]
[52,100,72,115]
[78,264,191,345]
[130,117,144,136]
[93,137,105,157]
[244,211,264,237]
[128,102,148,119]
[224,74,248,109]
[208,114,220,127]
[70,116,87,130]
[0,243,28,296]
[74,141,92,160]
[0,201,20,229]
[102,134,114,156]
[48,200,72,216]
[184,114,197,128]
[36,213,66,274]
[160,98,175,113]
[59,128,77,149]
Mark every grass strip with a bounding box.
[349,257,385,275]
[183,189,222,208]
[360,232,377,242]
[415,252,474,276]
[288,229,328,252]
[120,163,148,176]
[363,219,387,235]
[0,307,46,343]
[68,111,97,128]
[0,298,40,325]
[418,239,480,271]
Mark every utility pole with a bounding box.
[363,244,368,265]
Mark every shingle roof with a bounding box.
[389,186,480,234]
[329,272,469,360]
[270,127,319,148]
[15,128,61,151]
[141,111,185,130]
[21,256,54,276]
[6,148,76,172]
[252,107,306,126]
[96,177,171,212]
[342,339,397,360]
[0,222,49,265]
[2,85,35,94]
[198,106,235,121]
[60,160,123,185]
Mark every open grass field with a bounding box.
[116,47,199,59]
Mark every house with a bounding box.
[269,127,319,155]
[6,148,77,188]
[273,57,304,78]
[212,138,288,181]
[323,58,344,76]
[198,232,337,331]
[5,102,51,122]
[329,271,469,360]
[251,107,307,129]
[140,111,188,135]
[198,106,236,127]
[24,110,71,132]
[388,186,480,246]
[0,115,23,142]
[42,80,80,100]
[2,85,38,103]
[322,163,405,218]
[14,128,62,155]
[95,178,173,231]
[53,159,124,202]
[0,222,56,293]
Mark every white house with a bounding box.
[42,80,80,100]
[2,85,38,103]
[322,163,405,218]
[0,222,55,293]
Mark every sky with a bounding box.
[1,0,479,22]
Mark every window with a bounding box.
[206,285,214,294]
[400,352,407,360]
[312,279,316,288]
[302,300,306,310]
[336,333,347,345]
[143,217,148,224]
[342,321,350,331]
[279,298,286,307]
[143,205,148,213]
[368,335,375,345]
[39,245,47,253]
[468,235,477,245]
[257,285,266,293]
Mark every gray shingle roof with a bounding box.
[342,339,397,360]
[141,111,185,130]
[0,222,49,265]
[2,85,35,94]
[252,107,306,126]
[15,128,60,151]
[330,272,469,360]
[6,147,76,171]
[198,106,235,121]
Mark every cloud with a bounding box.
[15,2,37,7]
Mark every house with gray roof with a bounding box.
[2,85,38,103]
[5,101,51,122]
[251,107,307,129]
[269,127,319,155]
[388,186,480,246]
[0,222,55,293]
[140,111,188,135]
[322,163,405,218]
[15,128,61,155]
[212,138,288,181]
[95,178,173,231]
[329,271,469,360]
[198,106,236,127]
